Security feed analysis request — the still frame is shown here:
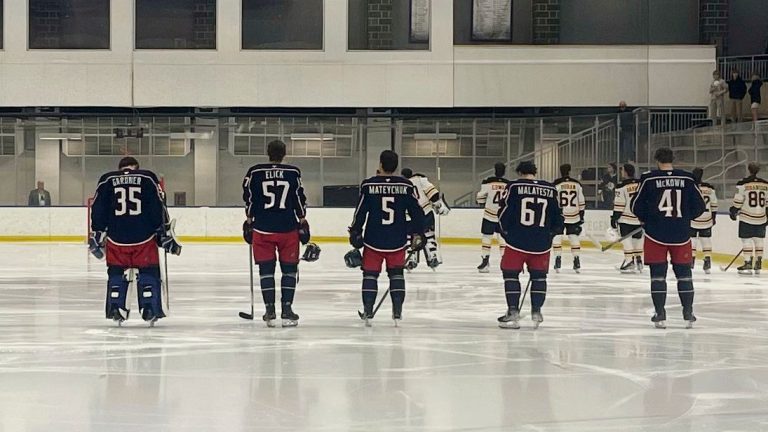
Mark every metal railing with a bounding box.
[719,55,768,79]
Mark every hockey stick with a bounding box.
[517,279,532,316]
[357,287,391,320]
[719,250,743,272]
[239,245,256,320]
[163,249,170,314]
[601,226,643,252]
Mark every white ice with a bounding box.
[1,243,768,432]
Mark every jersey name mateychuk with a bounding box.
[264,169,285,180]
[367,185,409,195]
[654,178,686,188]
[111,176,142,186]
[516,185,554,197]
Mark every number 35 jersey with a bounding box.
[552,176,586,225]
[243,163,307,234]
[630,169,705,245]
[498,179,564,254]
[732,175,768,226]
[91,168,165,245]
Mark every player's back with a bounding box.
[243,163,307,233]
[631,169,705,244]
[692,181,718,229]
[477,176,509,221]
[499,179,562,254]
[409,174,437,214]
[91,168,164,245]
[614,178,641,224]
[733,175,768,225]
[553,176,585,224]
[355,175,422,251]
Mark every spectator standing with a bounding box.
[749,74,763,123]
[617,101,635,162]
[726,69,747,123]
[709,71,727,126]
[28,181,51,207]
[598,163,618,209]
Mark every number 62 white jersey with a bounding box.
[552,176,586,225]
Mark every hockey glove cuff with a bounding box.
[158,220,182,256]
[348,227,365,249]
[242,221,253,244]
[298,220,311,245]
[88,231,106,260]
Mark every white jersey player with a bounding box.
[401,168,450,269]
[729,163,768,274]
[552,164,586,273]
[476,162,510,273]
[610,164,643,273]
[690,168,718,273]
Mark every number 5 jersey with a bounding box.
[498,179,564,253]
[91,168,166,245]
[243,163,307,234]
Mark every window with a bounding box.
[28,0,110,49]
[348,0,430,50]
[0,118,17,155]
[135,0,216,49]
[242,0,323,50]
[1,0,4,49]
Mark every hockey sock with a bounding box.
[568,234,581,257]
[481,234,492,258]
[387,268,406,311]
[258,260,277,306]
[503,271,521,310]
[701,237,712,258]
[621,238,634,262]
[553,235,562,257]
[498,235,507,255]
[529,271,547,312]
[742,238,754,264]
[279,262,298,305]
[753,238,764,260]
[632,237,644,260]
[362,271,379,314]
[649,263,668,315]
[672,263,694,314]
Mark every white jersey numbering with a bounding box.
[476,177,508,222]
[691,182,718,230]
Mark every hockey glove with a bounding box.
[158,221,182,256]
[410,232,426,252]
[242,221,253,244]
[434,194,451,216]
[344,248,363,268]
[610,212,620,229]
[578,211,585,225]
[302,242,321,262]
[729,206,739,221]
[298,220,311,245]
[348,227,364,249]
[572,225,583,236]
[88,231,106,260]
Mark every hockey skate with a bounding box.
[737,260,753,275]
[531,311,544,329]
[553,256,561,273]
[109,309,127,327]
[755,257,762,275]
[392,303,403,327]
[635,256,644,273]
[497,309,520,329]
[702,256,712,274]
[141,308,159,328]
[683,310,697,329]
[405,251,419,272]
[281,303,299,328]
[477,256,490,273]
[651,310,666,329]
[573,256,581,274]
[263,304,277,328]
[618,259,636,274]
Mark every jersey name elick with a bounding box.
[367,185,409,195]
[516,185,554,197]
[111,176,142,186]
[265,169,285,180]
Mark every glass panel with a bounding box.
[28,0,110,49]
[348,0,430,50]
[136,0,216,49]
[0,0,3,49]
[242,0,323,50]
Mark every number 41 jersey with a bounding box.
[91,168,165,245]
[498,179,564,254]
[630,169,705,245]
[243,163,307,234]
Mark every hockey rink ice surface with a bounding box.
[1,243,767,432]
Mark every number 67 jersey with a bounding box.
[243,163,307,233]
[498,179,564,253]
[630,169,706,245]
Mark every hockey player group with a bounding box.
[88,140,767,330]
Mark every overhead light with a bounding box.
[290,133,334,141]
[414,133,458,140]
[39,133,82,141]
[169,132,214,140]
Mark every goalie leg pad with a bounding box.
[280,262,298,305]
[362,271,380,315]
[650,263,668,315]
[137,267,165,321]
[503,270,521,310]
[106,266,129,320]
[259,260,277,306]
[529,271,548,312]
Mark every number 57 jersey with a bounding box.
[243,163,307,234]
[630,169,706,245]
[498,179,564,254]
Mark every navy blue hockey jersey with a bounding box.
[243,163,307,234]
[498,179,564,254]
[630,169,706,245]
[91,168,165,245]
[351,175,424,252]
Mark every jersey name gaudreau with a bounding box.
[516,184,555,198]
[367,184,410,195]
[111,175,143,186]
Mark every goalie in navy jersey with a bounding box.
[242,140,312,328]
[630,148,705,329]
[89,157,182,326]
[349,150,425,325]
[496,161,564,330]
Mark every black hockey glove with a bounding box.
[348,227,364,249]
[88,231,106,260]
[243,221,253,244]
[610,212,620,229]
[712,212,717,226]
[578,211,585,225]
[729,206,739,221]
[298,220,311,245]
[410,232,426,252]
[344,248,363,268]
[302,242,321,262]
[572,225,583,236]
[157,222,182,256]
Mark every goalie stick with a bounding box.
[238,244,256,320]
[600,226,643,252]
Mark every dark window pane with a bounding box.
[136,0,216,49]
[29,0,110,49]
[242,0,323,50]
[348,0,430,50]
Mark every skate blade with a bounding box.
[554,268,560,273]
[654,321,666,329]
[573,269,581,274]
[498,321,520,329]
[685,320,694,329]
[281,319,298,328]
[704,269,711,274]
[478,268,490,274]
[364,319,372,328]
[738,270,753,275]
[393,318,401,327]
[532,321,542,330]
[148,319,157,328]
[264,319,276,328]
